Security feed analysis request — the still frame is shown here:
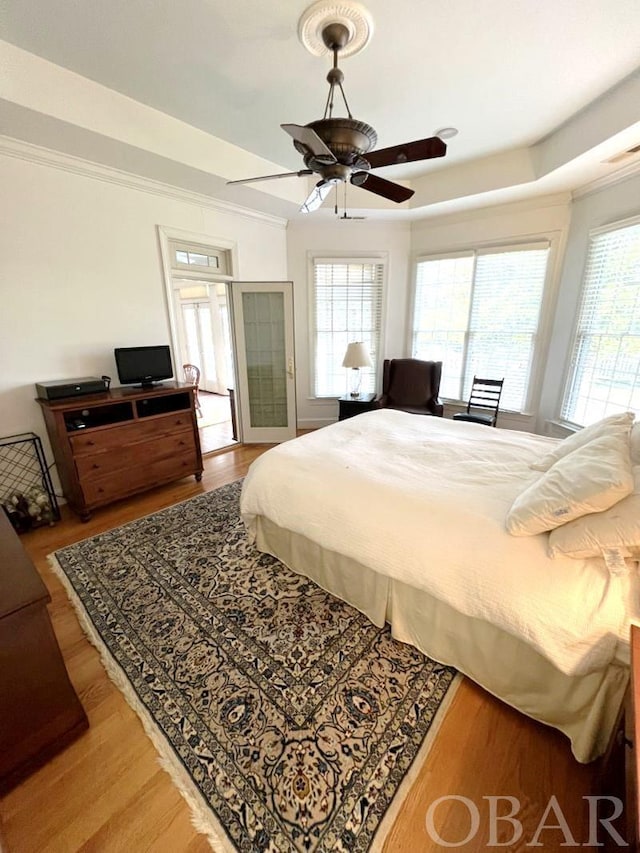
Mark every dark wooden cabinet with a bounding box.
[626,627,640,850]
[600,626,640,851]
[338,393,378,421]
[38,382,204,520]
[0,509,87,793]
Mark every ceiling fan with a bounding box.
[227,21,447,213]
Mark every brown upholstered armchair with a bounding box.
[378,359,444,416]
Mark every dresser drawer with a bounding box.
[69,412,192,455]
[81,451,199,506]
[75,431,195,480]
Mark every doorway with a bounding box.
[159,230,297,451]
[162,236,237,454]
[176,282,236,453]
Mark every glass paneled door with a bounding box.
[230,282,296,443]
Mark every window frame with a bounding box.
[558,212,640,428]
[409,236,560,416]
[307,252,388,400]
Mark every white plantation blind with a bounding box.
[561,219,640,425]
[313,259,384,397]
[413,243,550,411]
[412,253,474,400]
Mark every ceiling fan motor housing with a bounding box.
[298,117,377,175]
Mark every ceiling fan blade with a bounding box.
[281,124,336,163]
[365,137,447,170]
[227,169,312,186]
[351,172,414,203]
[300,180,336,214]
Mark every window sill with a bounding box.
[545,419,579,437]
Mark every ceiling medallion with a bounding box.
[298,0,374,59]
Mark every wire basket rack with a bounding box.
[0,432,60,532]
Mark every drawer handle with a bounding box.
[86,440,95,446]
[175,419,183,425]
[92,463,100,469]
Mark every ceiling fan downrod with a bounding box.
[322,23,353,120]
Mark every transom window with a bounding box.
[169,240,230,277]
[561,216,640,426]
[176,250,219,268]
[412,243,550,413]
[311,258,385,398]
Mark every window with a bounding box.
[169,240,229,277]
[412,243,550,412]
[561,217,640,426]
[176,250,219,268]
[312,258,384,397]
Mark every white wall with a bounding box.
[0,152,287,466]
[539,172,640,430]
[286,219,412,427]
[410,194,573,431]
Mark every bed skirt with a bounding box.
[254,515,628,764]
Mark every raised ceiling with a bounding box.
[1,0,639,219]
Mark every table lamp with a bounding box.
[342,342,372,399]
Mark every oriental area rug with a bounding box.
[50,480,458,853]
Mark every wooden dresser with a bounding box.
[0,509,87,793]
[38,382,204,520]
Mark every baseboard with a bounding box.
[297,417,336,429]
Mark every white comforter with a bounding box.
[240,410,637,677]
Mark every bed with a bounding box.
[240,410,638,762]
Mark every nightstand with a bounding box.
[338,393,378,421]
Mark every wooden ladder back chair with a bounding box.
[183,363,203,417]
[453,376,504,427]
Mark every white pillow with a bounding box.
[630,422,640,465]
[530,411,634,472]
[548,466,640,570]
[506,434,634,537]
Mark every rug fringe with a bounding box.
[47,553,237,853]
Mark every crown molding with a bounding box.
[572,157,640,201]
[0,134,288,229]
[410,191,572,230]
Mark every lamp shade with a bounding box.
[342,342,372,369]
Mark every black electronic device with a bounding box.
[35,377,109,401]
[114,345,174,388]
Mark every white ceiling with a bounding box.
[1,0,640,219]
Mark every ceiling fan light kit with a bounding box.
[227,0,449,213]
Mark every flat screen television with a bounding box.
[114,345,174,388]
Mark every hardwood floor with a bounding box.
[0,443,603,852]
